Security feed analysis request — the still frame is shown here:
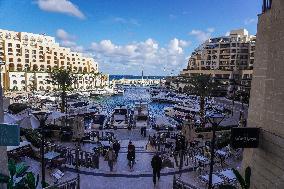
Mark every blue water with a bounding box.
[91,87,177,124]
[109,75,165,81]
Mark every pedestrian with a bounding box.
[113,140,121,159]
[151,152,162,186]
[105,147,116,171]
[143,126,147,137]
[127,141,136,170]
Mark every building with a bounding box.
[175,29,255,95]
[0,29,108,91]
[242,0,284,188]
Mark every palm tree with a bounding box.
[183,74,219,127]
[100,74,108,87]
[50,68,76,113]
[92,71,100,88]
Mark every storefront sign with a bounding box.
[0,124,20,146]
[231,127,259,148]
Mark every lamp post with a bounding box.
[207,113,225,189]
[32,111,51,188]
[0,60,5,122]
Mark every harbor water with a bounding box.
[90,87,178,126]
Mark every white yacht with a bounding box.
[110,105,130,129]
[164,102,199,122]
[133,102,149,128]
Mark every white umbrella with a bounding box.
[46,111,66,124]
[4,113,18,124]
[19,114,40,129]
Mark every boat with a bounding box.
[109,105,130,129]
[151,116,175,131]
[133,102,149,128]
[113,88,124,95]
[164,103,199,122]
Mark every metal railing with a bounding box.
[44,177,79,189]
[173,175,200,189]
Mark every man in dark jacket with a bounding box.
[113,140,121,159]
[127,141,135,170]
[151,153,162,185]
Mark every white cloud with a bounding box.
[225,31,230,36]
[54,29,190,75]
[189,28,215,42]
[244,18,257,25]
[89,38,191,75]
[169,14,177,20]
[37,0,85,19]
[111,17,140,26]
[56,29,83,52]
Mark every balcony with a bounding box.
[262,0,272,13]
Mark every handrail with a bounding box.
[44,177,79,189]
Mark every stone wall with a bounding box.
[242,0,284,188]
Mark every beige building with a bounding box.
[0,29,108,91]
[178,29,255,94]
[242,0,284,188]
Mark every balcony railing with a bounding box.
[262,0,272,13]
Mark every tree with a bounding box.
[183,74,219,127]
[50,68,76,112]
[100,73,108,87]
[92,72,100,88]
[219,166,251,189]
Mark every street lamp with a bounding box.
[32,110,51,188]
[206,112,225,189]
[0,60,5,123]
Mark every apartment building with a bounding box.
[0,29,108,91]
[177,29,255,94]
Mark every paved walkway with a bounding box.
[64,167,196,178]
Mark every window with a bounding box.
[9,58,13,62]
[25,59,29,63]
[8,43,12,47]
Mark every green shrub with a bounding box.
[195,125,236,133]
[8,103,30,114]
[21,128,41,148]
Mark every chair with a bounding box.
[51,169,64,181]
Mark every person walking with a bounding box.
[127,141,136,170]
[113,140,121,159]
[151,153,162,186]
[105,147,116,171]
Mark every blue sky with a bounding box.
[0,0,261,75]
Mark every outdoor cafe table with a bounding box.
[218,169,237,181]
[44,151,61,160]
[201,174,224,186]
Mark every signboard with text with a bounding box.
[231,127,260,148]
[0,124,20,146]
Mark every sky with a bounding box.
[0,0,262,76]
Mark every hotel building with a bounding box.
[0,29,108,91]
[173,29,256,95]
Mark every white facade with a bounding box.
[0,29,108,91]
